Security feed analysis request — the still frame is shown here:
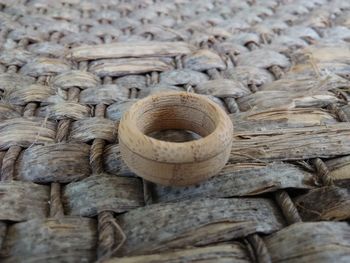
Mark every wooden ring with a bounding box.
[118,92,233,186]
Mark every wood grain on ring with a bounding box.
[118,92,233,186]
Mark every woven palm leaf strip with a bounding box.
[0,0,350,262]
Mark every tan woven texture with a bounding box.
[0,0,350,262]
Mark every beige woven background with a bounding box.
[0,0,349,262]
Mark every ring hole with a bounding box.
[148,129,202,142]
[135,95,218,143]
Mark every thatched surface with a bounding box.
[0,0,349,262]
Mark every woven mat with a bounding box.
[0,0,350,262]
